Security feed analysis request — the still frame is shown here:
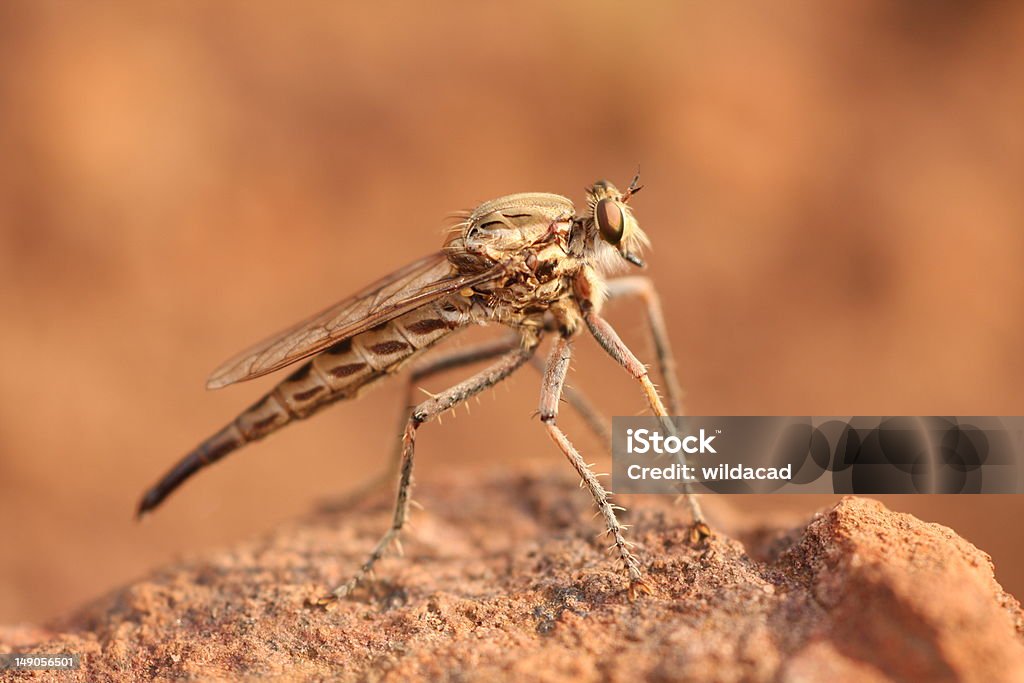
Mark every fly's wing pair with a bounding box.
[206,252,504,389]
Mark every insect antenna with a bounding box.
[622,171,644,203]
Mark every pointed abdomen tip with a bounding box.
[136,490,161,519]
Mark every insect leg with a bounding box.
[538,336,648,600]
[319,336,539,602]
[397,338,611,476]
[584,310,709,533]
[604,276,684,415]
[320,336,521,513]
[528,355,611,451]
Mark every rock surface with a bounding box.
[3,467,1023,682]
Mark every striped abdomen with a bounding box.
[137,299,466,515]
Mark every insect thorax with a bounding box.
[443,191,615,333]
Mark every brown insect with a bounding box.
[138,175,707,601]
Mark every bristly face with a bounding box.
[583,176,650,274]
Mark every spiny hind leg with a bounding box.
[319,338,538,602]
[319,336,521,514]
[538,336,648,600]
[398,336,612,453]
[322,335,612,513]
[585,308,709,538]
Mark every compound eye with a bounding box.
[595,198,625,244]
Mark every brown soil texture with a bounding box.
[2,468,1022,682]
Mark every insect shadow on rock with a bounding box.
[137,174,712,602]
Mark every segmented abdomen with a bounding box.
[136,298,468,515]
[234,298,466,441]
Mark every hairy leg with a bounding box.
[604,275,684,415]
[528,354,612,451]
[585,309,709,533]
[538,336,648,599]
[318,337,539,602]
[323,334,613,513]
[319,337,521,513]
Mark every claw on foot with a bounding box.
[628,578,652,601]
[309,576,361,607]
[310,594,338,608]
[689,521,712,545]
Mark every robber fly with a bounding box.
[138,175,708,601]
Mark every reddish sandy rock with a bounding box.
[3,470,1023,682]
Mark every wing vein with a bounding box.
[206,252,502,389]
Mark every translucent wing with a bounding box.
[206,252,502,389]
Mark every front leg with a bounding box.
[584,309,709,533]
[604,276,684,415]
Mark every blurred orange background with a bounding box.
[2,3,1023,624]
